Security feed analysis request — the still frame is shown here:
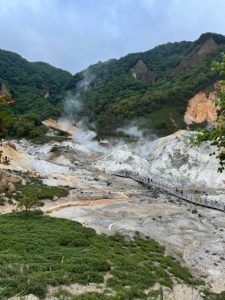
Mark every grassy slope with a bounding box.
[0,212,204,299]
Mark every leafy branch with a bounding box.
[192,54,225,172]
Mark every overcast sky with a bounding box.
[0,0,225,74]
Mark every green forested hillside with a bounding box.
[1,32,225,139]
[0,49,72,139]
[68,32,225,136]
[0,49,72,118]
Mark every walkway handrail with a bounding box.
[113,170,225,213]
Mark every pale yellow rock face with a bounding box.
[184,91,218,125]
[42,118,76,135]
[0,141,33,171]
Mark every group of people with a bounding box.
[119,169,225,212]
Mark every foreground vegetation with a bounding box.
[0,212,204,299]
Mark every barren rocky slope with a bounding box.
[0,124,225,298]
[94,130,225,195]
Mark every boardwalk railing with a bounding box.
[113,170,225,213]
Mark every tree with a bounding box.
[192,54,225,172]
[0,95,15,136]
[17,195,43,214]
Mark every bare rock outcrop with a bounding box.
[44,87,50,98]
[184,91,218,125]
[0,141,34,171]
[130,59,155,84]
[161,284,203,300]
[42,119,76,135]
[0,170,22,193]
[174,37,218,75]
[0,82,11,97]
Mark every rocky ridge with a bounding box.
[174,36,219,75]
[130,59,155,84]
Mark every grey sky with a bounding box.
[0,0,224,73]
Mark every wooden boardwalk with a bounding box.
[113,170,225,213]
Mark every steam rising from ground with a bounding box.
[117,125,144,138]
[64,69,96,121]
[116,123,158,157]
[62,71,159,155]
[73,121,106,154]
[117,122,157,141]
[77,70,96,92]
[64,93,81,121]
[131,140,157,157]
[62,69,107,153]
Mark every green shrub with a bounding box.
[13,183,69,201]
[59,237,90,247]
[0,213,204,299]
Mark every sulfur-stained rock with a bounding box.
[0,170,22,193]
[184,91,218,125]
[7,141,17,150]
[42,119,76,135]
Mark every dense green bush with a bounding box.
[5,183,69,203]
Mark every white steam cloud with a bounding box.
[117,125,144,138]
[71,120,107,153]
[64,93,81,121]
[64,69,96,121]
[77,70,96,92]
[116,123,158,157]
[73,127,106,154]
[62,71,108,154]
[62,71,158,156]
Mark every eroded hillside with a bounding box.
[0,121,225,299]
